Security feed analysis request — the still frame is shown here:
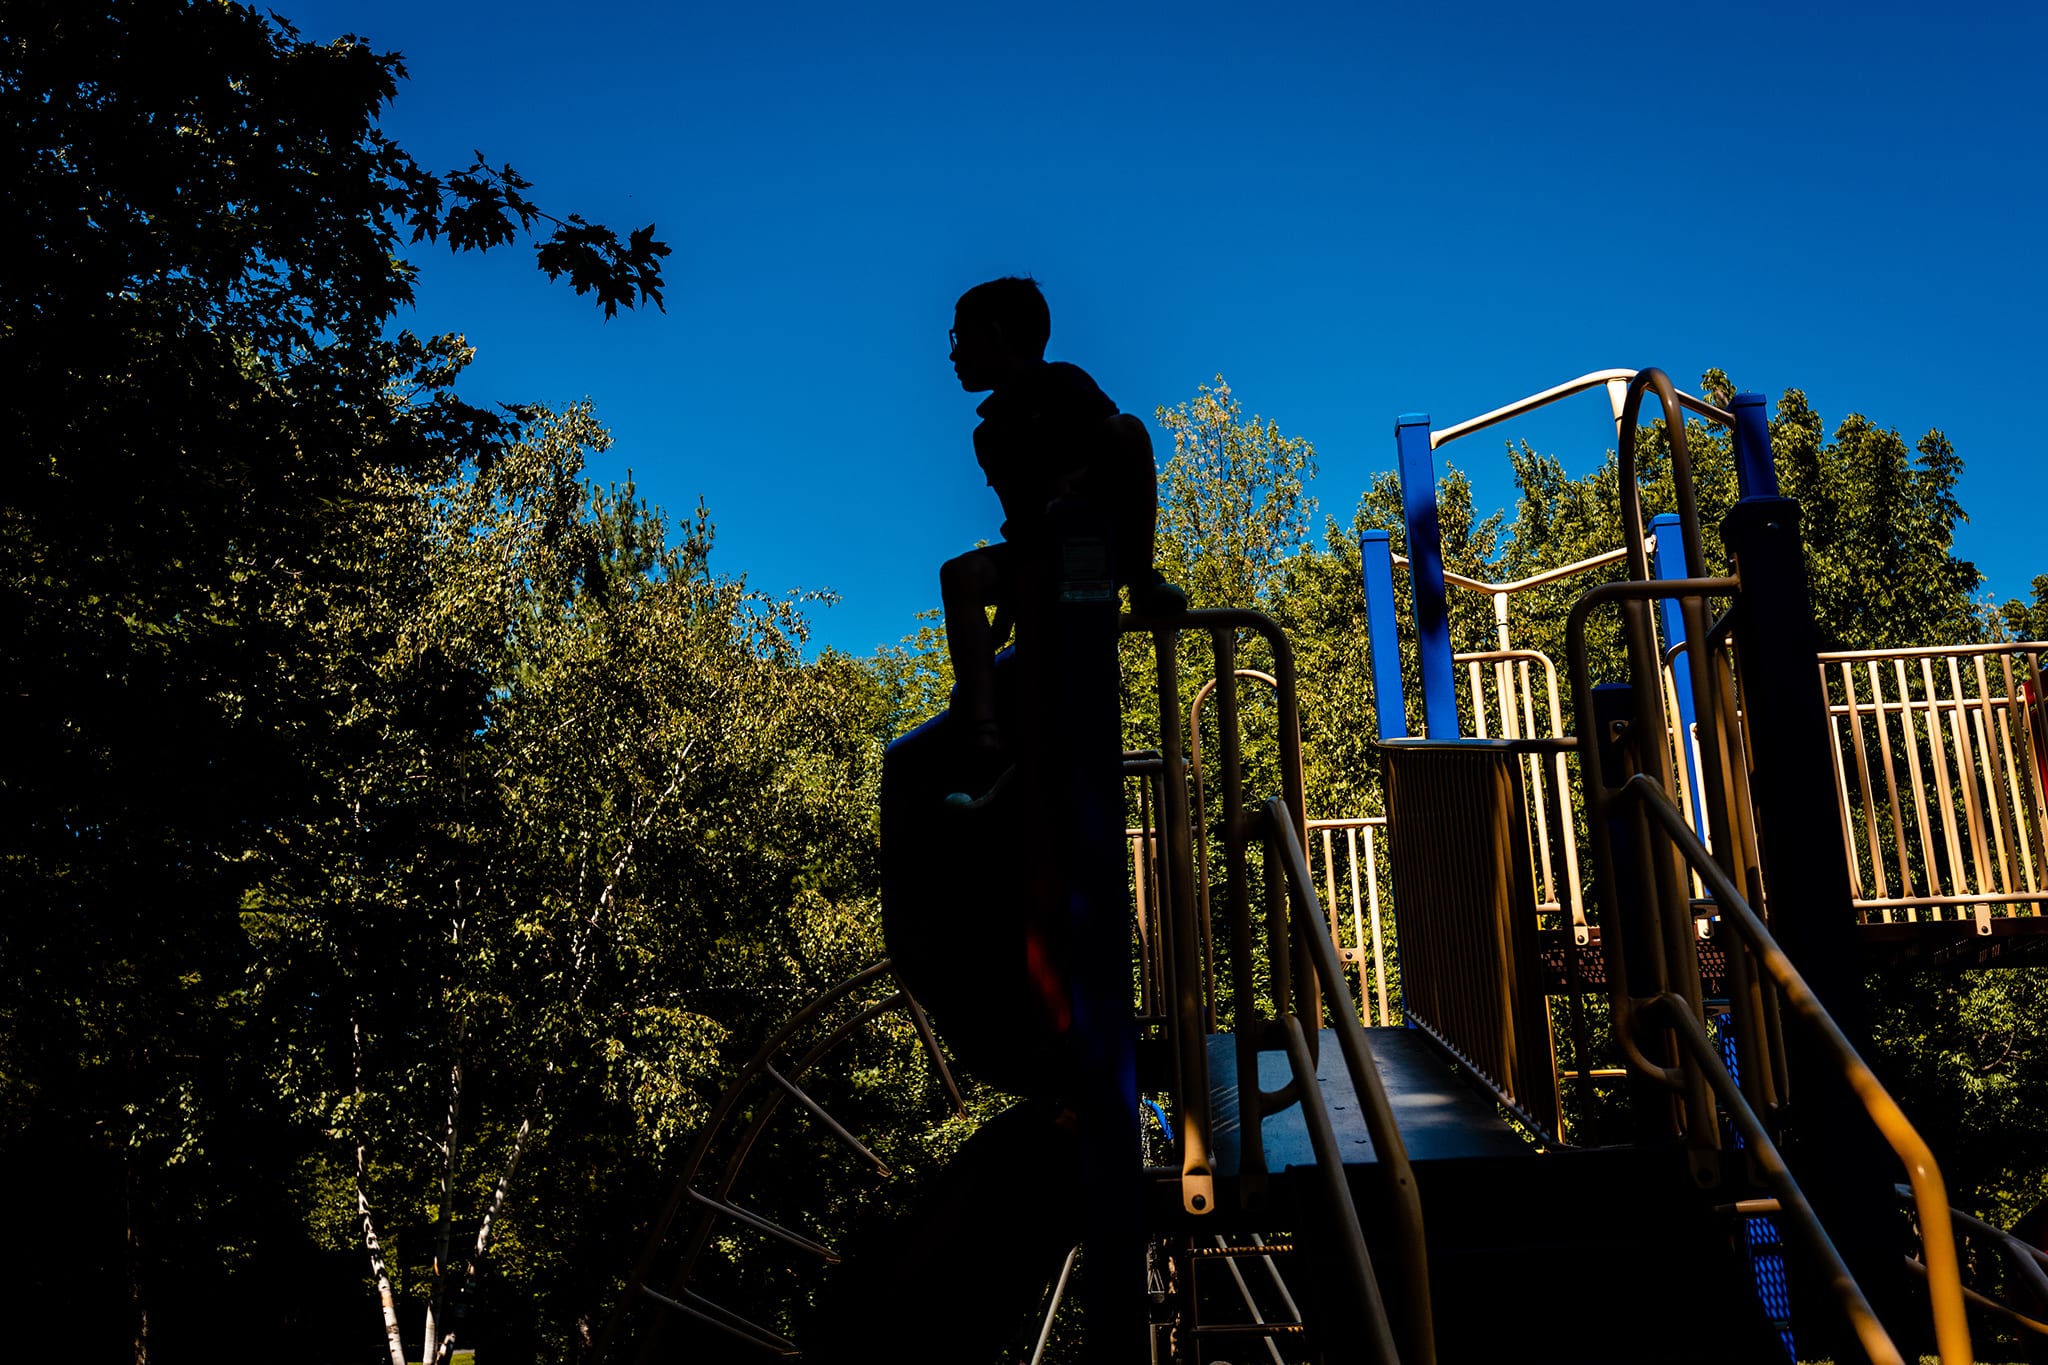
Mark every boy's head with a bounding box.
[950,276,1049,392]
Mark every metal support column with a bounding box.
[1718,404,1918,1357]
[1047,498,1144,1364]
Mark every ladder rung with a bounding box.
[685,1186,840,1263]
[764,1063,892,1176]
[637,1282,799,1356]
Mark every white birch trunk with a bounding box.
[423,1033,464,1365]
[354,1017,407,1365]
[427,753,691,1346]
[450,1074,543,1308]
[359,1141,408,1365]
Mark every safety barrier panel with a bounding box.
[1818,641,2048,927]
[1379,738,1562,1141]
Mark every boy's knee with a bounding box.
[940,549,996,599]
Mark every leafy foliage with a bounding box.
[9,0,2047,1348]
[1153,377,1318,610]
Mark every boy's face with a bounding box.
[948,308,1003,392]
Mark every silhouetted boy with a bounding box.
[941,276,1171,764]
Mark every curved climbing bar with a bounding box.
[1430,367,1734,451]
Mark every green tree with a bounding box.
[1153,377,1319,611]
[243,401,920,1360]
[2,2,668,1353]
[1996,575,2048,643]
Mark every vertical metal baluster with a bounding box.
[1865,661,1912,917]
[1923,655,1967,901]
[1520,658,1558,914]
[1841,662,1887,912]
[1947,655,1992,903]
[1347,825,1369,1020]
[1895,657,1938,911]
[1543,657,1588,944]
[1823,666,1864,896]
[1994,653,2040,899]
[1321,826,1342,965]
[1973,654,2020,901]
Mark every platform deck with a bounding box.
[1205,1026,1530,1175]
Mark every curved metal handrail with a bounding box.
[1566,574,1740,1090]
[598,961,963,1361]
[1430,367,1735,450]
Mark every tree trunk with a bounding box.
[453,1087,540,1306]
[359,1143,408,1365]
[355,1018,408,1365]
[424,1036,464,1365]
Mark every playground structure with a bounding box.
[603,368,2048,1364]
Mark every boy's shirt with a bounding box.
[973,360,1119,547]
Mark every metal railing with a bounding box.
[1129,809,1396,1028]
[1818,640,2048,927]
[1457,644,1589,942]
[1896,1185,2048,1344]
[1428,368,1733,451]
[1122,606,1434,1364]
[1304,816,1396,1026]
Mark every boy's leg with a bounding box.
[940,546,1006,748]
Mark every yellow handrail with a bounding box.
[1263,798,1437,1365]
[1625,774,1972,1365]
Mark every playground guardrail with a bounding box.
[1817,640,2048,927]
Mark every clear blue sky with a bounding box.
[293,0,2046,657]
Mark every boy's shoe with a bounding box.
[945,719,1009,807]
[1127,569,1187,615]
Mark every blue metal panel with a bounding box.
[1731,391,1778,499]
[1650,512,1707,829]
[1360,529,1410,741]
[1395,415,1459,738]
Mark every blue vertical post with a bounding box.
[1730,391,1777,498]
[1648,511,1706,828]
[1360,529,1410,741]
[1394,414,1459,738]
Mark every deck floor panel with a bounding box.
[1204,1026,1530,1175]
